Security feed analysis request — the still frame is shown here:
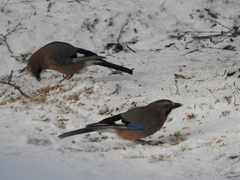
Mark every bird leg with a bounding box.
[132,139,164,146]
[132,139,150,145]
[58,74,73,83]
[148,140,164,146]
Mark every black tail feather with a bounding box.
[72,56,105,63]
[94,60,133,75]
[58,128,93,139]
[98,114,123,124]
[77,48,98,56]
[77,48,133,75]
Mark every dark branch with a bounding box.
[0,70,31,98]
[0,16,27,54]
[1,0,10,12]
[117,19,129,43]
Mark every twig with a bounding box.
[160,0,168,7]
[8,70,13,83]
[116,19,129,43]
[191,31,231,39]
[206,18,232,31]
[126,45,136,53]
[0,70,31,98]
[184,30,228,34]
[5,16,27,37]
[67,0,81,4]
[183,48,204,56]
[106,19,138,53]
[174,80,180,95]
[11,53,31,63]
[207,88,219,102]
[0,81,31,98]
[1,0,10,12]
[0,16,27,54]
[0,35,13,54]
[112,84,121,94]
[19,66,28,73]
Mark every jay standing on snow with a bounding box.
[27,41,133,82]
[58,99,182,145]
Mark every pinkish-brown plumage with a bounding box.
[27,41,133,82]
[58,99,182,145]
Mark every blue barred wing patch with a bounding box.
[127,123,145,130]
[56,58,72,65]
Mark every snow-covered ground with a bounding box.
[1,0,240,179]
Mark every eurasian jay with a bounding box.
[27,41,133,82]
[58,99,182,145]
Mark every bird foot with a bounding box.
[132,139,164,146]
[147,140,164,146]
[58,78,66,83]
[58,74,73,83]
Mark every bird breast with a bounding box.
[114,121,163,140]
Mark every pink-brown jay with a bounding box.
[58,99,182,145]
[27,41,133,82]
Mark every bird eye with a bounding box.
[165,104,173,116]
[164,103,171,110]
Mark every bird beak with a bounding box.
[35,69,42,81]
[173,102,182,109]
[36,73,41,81]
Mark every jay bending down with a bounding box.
[27,41,133,82]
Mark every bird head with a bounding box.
[149,99,182,116]
[27,61,42,81]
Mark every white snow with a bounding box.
[1,0,240,179]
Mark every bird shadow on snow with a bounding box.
[56,132,185,154]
